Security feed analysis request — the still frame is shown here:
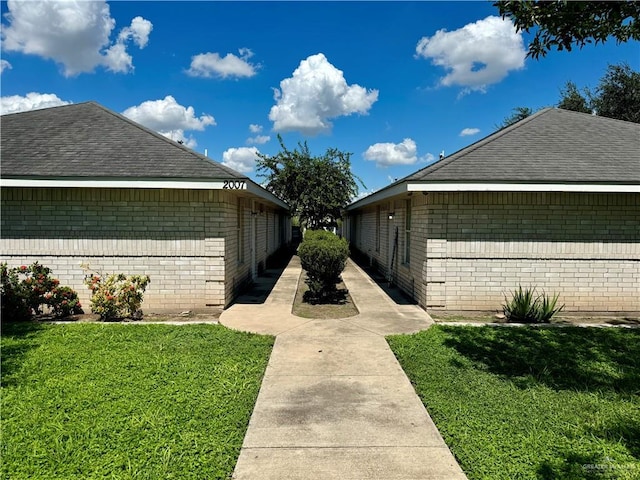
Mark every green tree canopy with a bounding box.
[256,136,364,229]
[592,63,640,123]
[557,81,591,114]
[499,63,639,129]
[555,63,639,122]
[496,106,535,129]
[495,1,640,59]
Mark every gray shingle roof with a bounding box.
[406,108,640,184]
[1,101,245,180]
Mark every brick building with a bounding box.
[345,109,639,314]
[1,102,290,313]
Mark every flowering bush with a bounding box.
[84,271,150,321]
[1,262,83,321]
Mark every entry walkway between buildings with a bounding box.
[220,256,467,480]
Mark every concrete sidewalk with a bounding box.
[220,257,467,480]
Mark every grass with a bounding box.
[291,273,359,319]
[387,325,640,480]
[1,322,274,479]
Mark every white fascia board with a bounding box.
[406,182,640,193]
[346,181,639,212]
[1,177,290,210]
[1,178,227,189]
[246,180,289,209]
[346,182,408,210]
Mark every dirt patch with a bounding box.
[292,273,359,319]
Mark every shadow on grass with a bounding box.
[1,321,48,387]
[591,416,640,460]
[442,326,640,395]
[442,326,640,476]
[536,451,627,480]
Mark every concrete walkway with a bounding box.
[220,257,467,480]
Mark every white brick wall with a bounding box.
[1,187,288,312]
[349,192,640,313]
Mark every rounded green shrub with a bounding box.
[298,230,349,302]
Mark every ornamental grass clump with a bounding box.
[502,286,564,323]
[84,270,150,321]
[298,229,349,303]
[1,262,83,320]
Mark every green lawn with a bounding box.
[387,326,640,480]
[1,322,274,480]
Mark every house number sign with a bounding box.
[223,180,246,189]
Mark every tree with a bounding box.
[496,106,534,129]
[494,1,640,59]
[498,64,639,134]
[256,135,364,229]
[557,81,591,113]
[591,63,640,123]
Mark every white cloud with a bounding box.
[102,16,153,73]
[187,48,257,78]
[122,96,215,148]
[222,147,260,173]
[363,138,418,167]
[0,60,12,74]
[102,42,133,73]
[246,123,270,144]
[247,135,270,145]
[1,0,152,76]
[160,129,198,149]
[117,16,152,48]
[269,53,378,134]
[416,16,525,92]
[0,92,71,115]
[421,152,436,163]
[460,127,480,136]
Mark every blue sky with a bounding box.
[2,1,639,197]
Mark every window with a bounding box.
[237,198,244,263]
[404,199,411,264]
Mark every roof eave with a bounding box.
[1,177,290,210]
[347,181,640,210]
[406,182,640,193]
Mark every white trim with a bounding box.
[1,178,289,209]
[2,178,227,190]
[348,181,639,210]
[406,183,640,193]
[245,181,288,209]
[347,182,408,210]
